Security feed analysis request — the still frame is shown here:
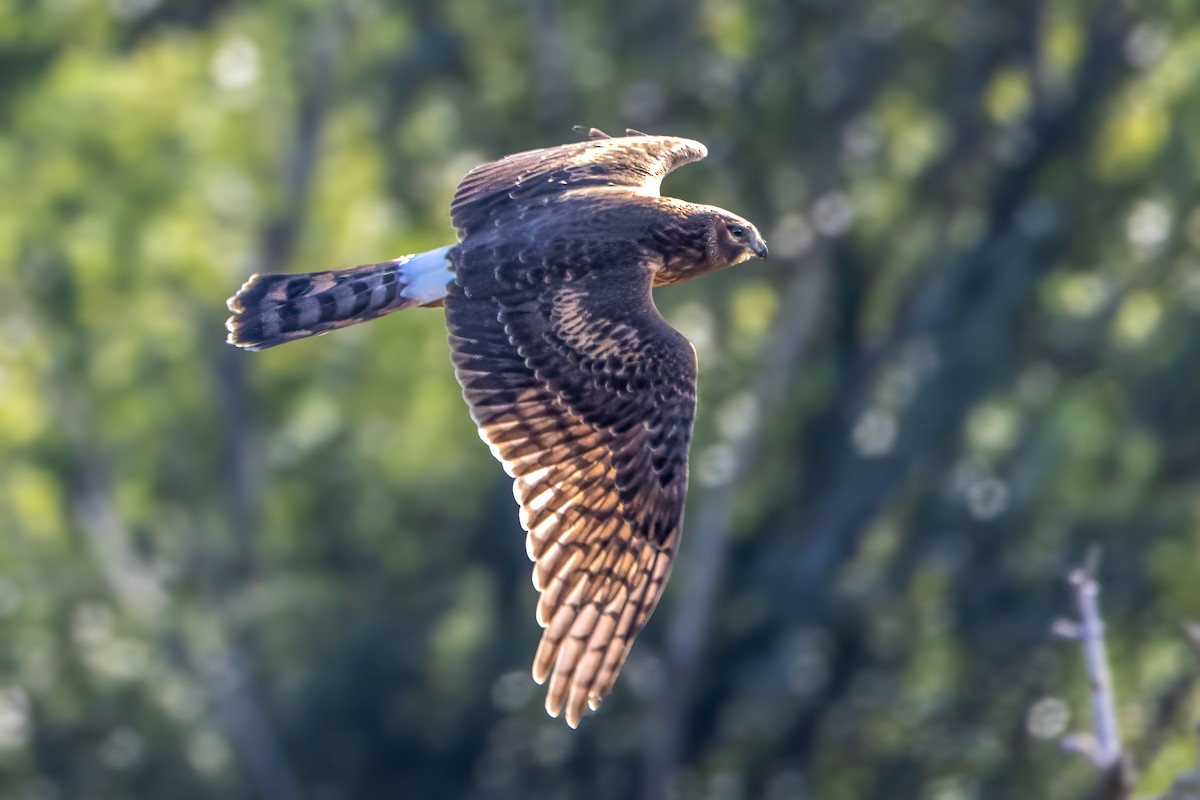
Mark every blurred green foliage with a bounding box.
[2,1,1199,799]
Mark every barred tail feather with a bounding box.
[225,246,455,350]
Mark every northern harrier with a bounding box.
[226,128,768,727]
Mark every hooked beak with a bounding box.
[752,236,769,259]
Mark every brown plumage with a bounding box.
[225,129,768,727]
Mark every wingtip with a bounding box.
[546,686,585,729]
[532,653,551,686]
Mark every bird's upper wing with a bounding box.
[450,134,707,237]
[445,252,696,727]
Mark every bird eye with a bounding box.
[728,224,747,240]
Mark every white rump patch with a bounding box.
[396,245,454,305]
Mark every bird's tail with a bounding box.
[225,245,455,350]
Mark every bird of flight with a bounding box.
[225,128,768,727]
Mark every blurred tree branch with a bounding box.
[216,0,350,580]
[785,1,1130,599]
[70,6,352,800]
[65,423,307,800]
[1135,622,1200,779]
[205,4,353,795]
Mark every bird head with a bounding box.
[708,211,768,268]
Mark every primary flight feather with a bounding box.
[225,128,768,728]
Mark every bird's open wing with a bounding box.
[450,133,707,237]
[445,255,696,727]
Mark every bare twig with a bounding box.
[1052,550,1136,800]
[1062,553,1122,768]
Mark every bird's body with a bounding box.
[226,129,767,727]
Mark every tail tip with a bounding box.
[225,273,273,350]
[224,313,267,351]
[226,274,260,313]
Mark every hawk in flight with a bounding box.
[226,128,767,727]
